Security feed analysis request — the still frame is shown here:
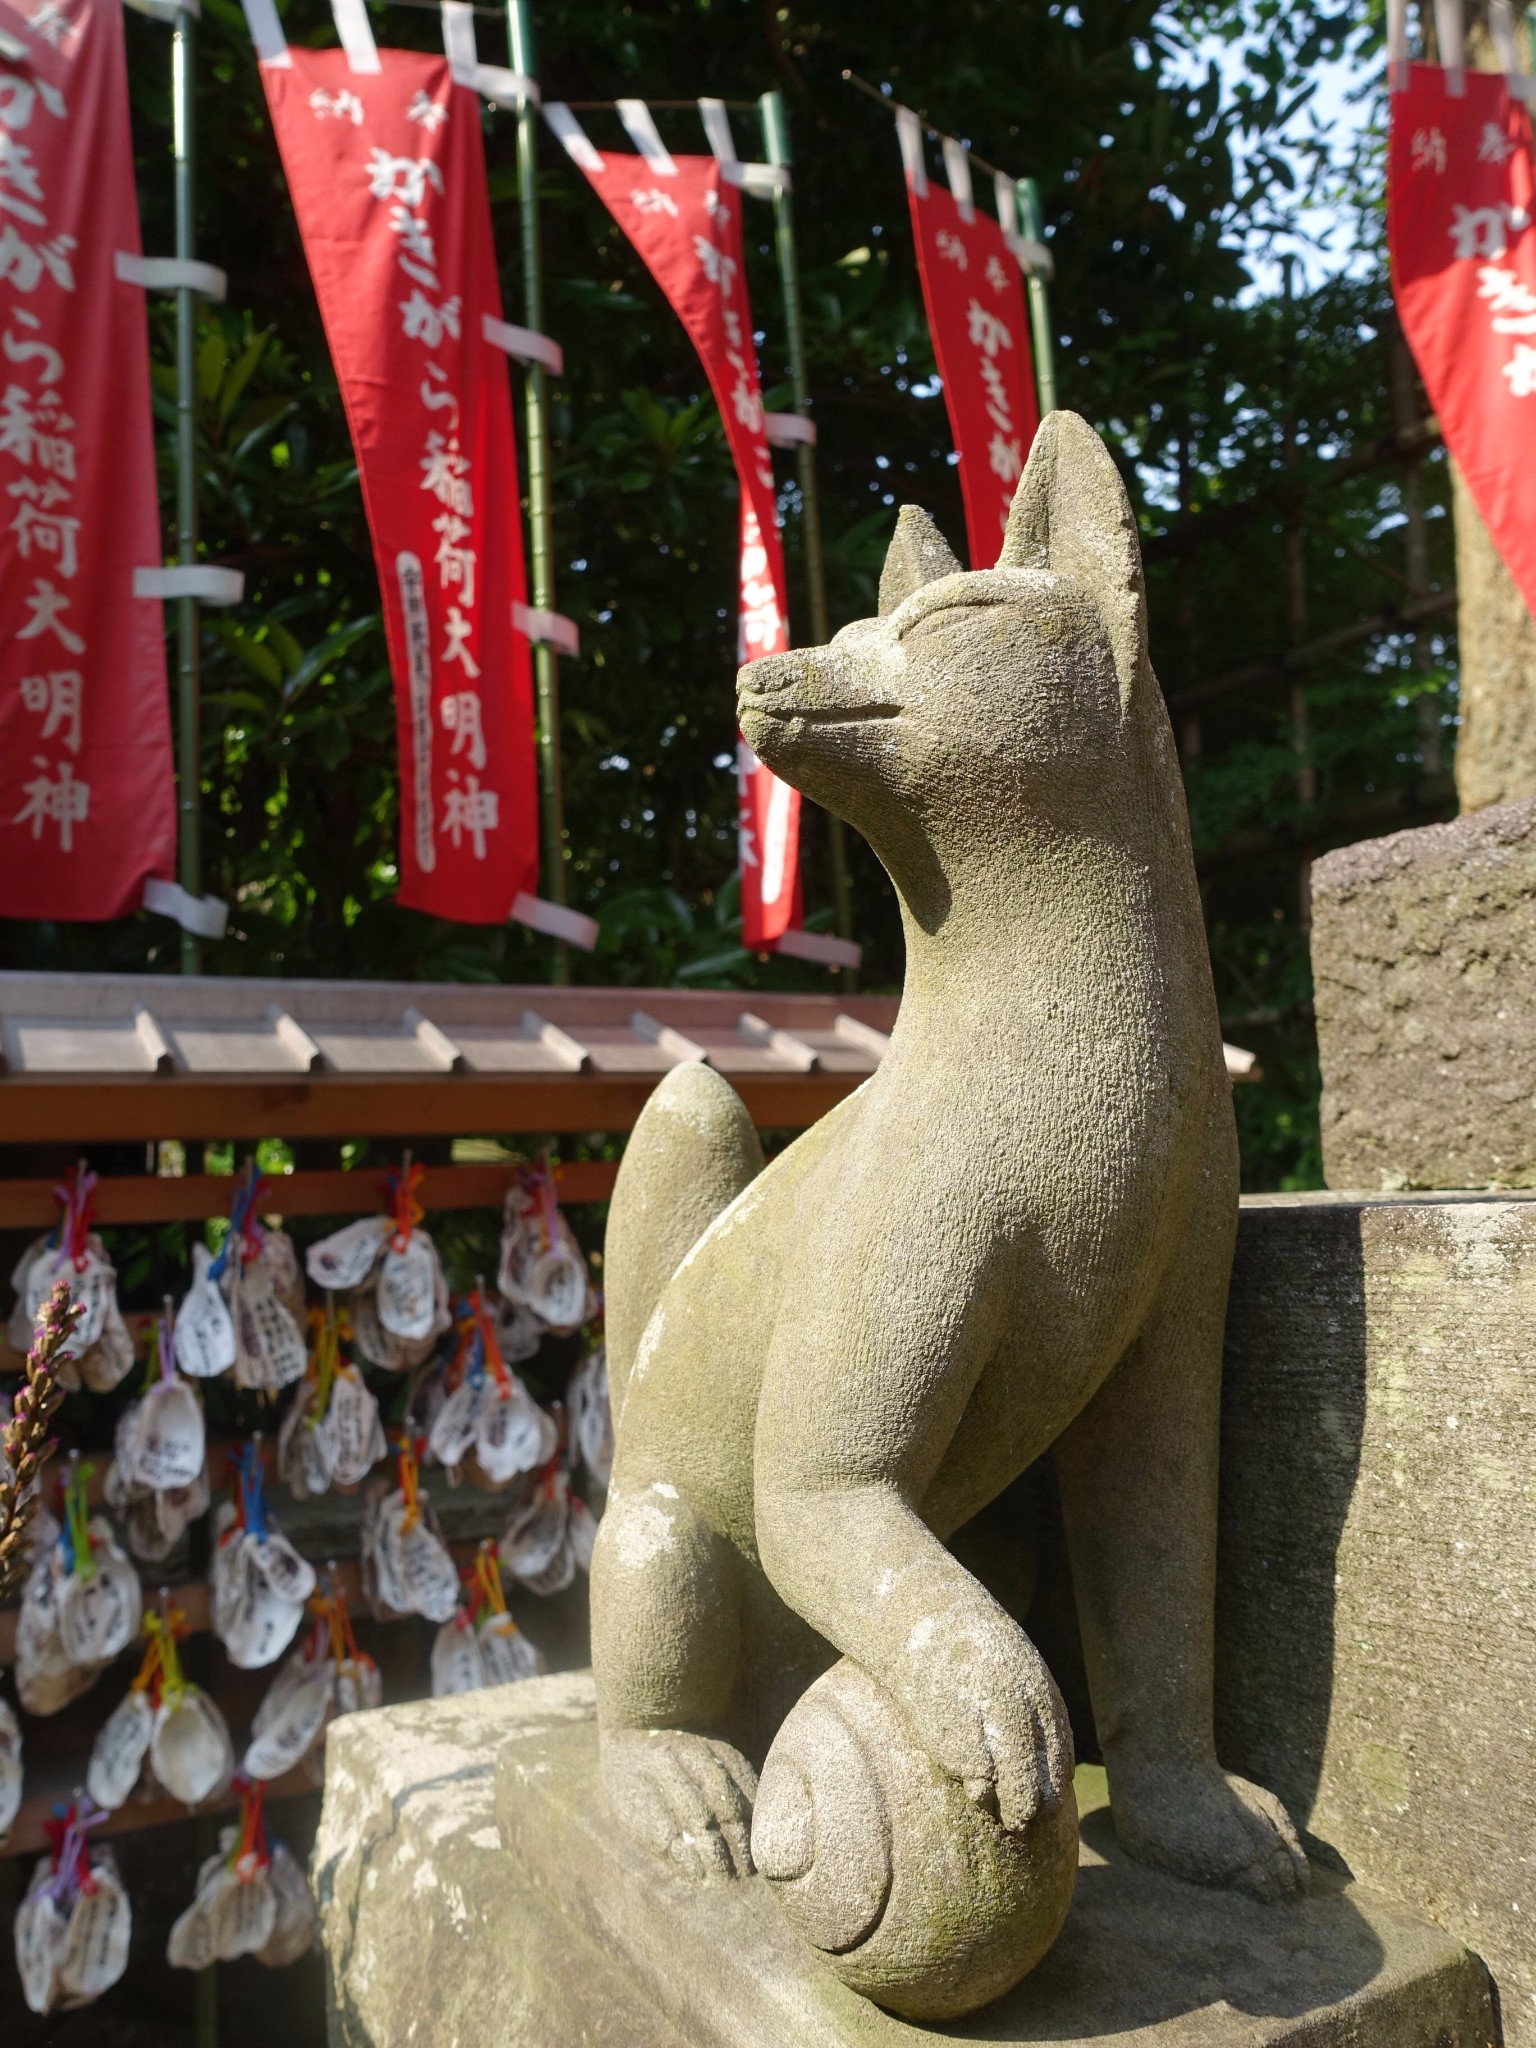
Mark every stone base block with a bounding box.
[1311,796,1536,1189]
[314,1672,1496,2048]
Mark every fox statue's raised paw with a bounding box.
[590,413,1307,2020]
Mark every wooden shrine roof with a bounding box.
[0,971,899,1143]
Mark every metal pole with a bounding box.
[506,0,568,982]
[172,8,202,974]
[1016,178,1057,416]
[757,90,857,985]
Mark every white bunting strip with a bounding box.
[941,137,974,223]
[544,103,604,173]
[736,161,790,198]
[115,253,228,300]
[1387,0,1409,90]
[0,21,25,56]
[1009,234,1054,280]
[330,0,380,75]
[894,105,928,197]
[134,565,245,604]
[511,892,599,950]
[763,413,816,447]
[239,0,290,66]
[698,96,738,167]
[1433,0,1465,93]
[774,927,862,970]
[513,603,580,656]
[993,170,1018,238]
[616,99,678,176]
[143,878,231,940]
[440,0,477,79]
[473,65,538,106]
[482,314,563,374]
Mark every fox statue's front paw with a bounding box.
[899,1610,1075,1833]
[601,1726,759,1882]
[1108,1756,1310,1902]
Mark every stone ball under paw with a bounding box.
[750,1659,1078,2021]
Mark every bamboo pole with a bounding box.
[505,0,569,982]
[1015,178,1057,416]
[172,8,202,974]
[757,90,856,985]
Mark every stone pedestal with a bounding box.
[1218,1191,1536,2046]
[315,1675,1494,2048]
[1311,797,1536,1189]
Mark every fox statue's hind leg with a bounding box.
[593,1064,765,1879]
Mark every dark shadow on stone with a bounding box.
[1213,1202,1368,1870]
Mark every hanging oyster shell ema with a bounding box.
[498,1171,596,1335]
[168,1817,318,1972]
[208,1453,316,1671]
[17,1814,132,2015]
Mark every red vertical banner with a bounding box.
[1390,65,1536,618]
[552,130,800,947]
[0,0,176,920]
[258,47,538,923]
[901,136,1040,569]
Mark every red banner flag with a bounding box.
[1390,65,1536,618]
[0,0,176,921]
[258,45,538,923]
[901,132,1040,568]
[550,119,800,947]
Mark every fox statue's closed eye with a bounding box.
[588,413,1307,2020]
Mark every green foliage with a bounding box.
[0,0,1452,1189]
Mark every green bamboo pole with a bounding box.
[1016,178,1057,416]
[506,0,568,982]
[173,6,202,974]
[757,90,857,986]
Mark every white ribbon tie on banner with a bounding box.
[329,0,381,76]
[439,3,538,107]
[143,878,231,941]
[698,97,790,195]
[941,136,975,224]
[134,565,246,606]
[510,892,598,950]
[895,105,929,196]
[544,103,605,173]
[115,252,228,301]
[239,0,290,66]
[1432,0,1465,95]
[513,603,580,657]
[482,313,563,375]
[616,99,678,176]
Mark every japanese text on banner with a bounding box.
[569,147,801,947]
[261,49,538,923]
[1391,66,1536,620]
[903,175,1039,567]
[0,0,175,920]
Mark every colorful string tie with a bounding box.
[42,1797,108,1910]
[49,1162,97,1276]
[384,1159,425,1254]
[59,1455,96,1584]
[208,1158,269,1284]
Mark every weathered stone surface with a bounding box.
[1219,1192,1536,2045]
[1452,457,1536,814]
[1312,796,1536,1189]
[312,1673,686,2048]
[322,1687,1495,2048]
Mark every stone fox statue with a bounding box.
[592,415,1307,1948]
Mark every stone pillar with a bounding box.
[1452,461,1536,809]
[1217,1191,1536,2046]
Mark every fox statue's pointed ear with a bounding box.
[879,505,962,616]
[998,412,1148,709]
